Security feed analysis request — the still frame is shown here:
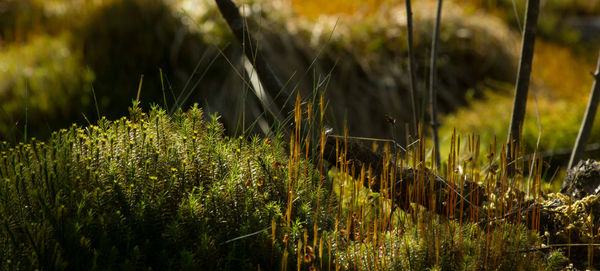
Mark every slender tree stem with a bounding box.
[429,0,443,170]
[506,0,540,176]
[406,0,419,136]
[567,52,600,170]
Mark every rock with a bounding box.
[561,159,600,199]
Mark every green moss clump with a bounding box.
[333,211,547,270]
[0,104,334,270]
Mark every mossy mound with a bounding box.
[0,102,577,270]
[0,104,334,270]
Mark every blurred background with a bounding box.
[0,0,599,179]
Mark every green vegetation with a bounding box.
[335,221,544,270]
[1,0,600,269]
[0,104,334,269]
[0,100,590,270]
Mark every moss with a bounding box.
[334,213,546,270]
[0,99,579,269]
[540,193,600,269]
[0,104,334,270]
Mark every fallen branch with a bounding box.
[215,0,293,121]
